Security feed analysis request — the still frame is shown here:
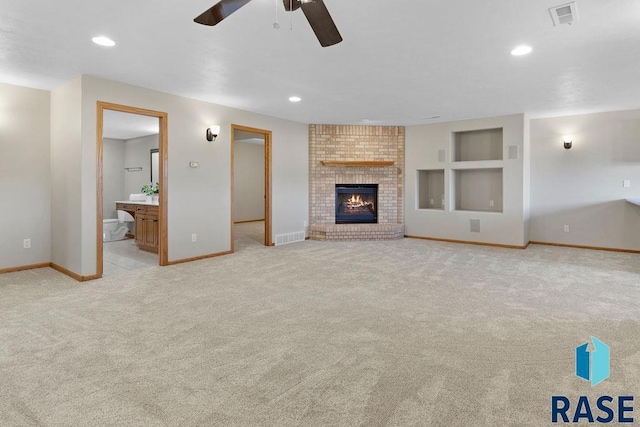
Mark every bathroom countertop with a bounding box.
[116,200,160,206]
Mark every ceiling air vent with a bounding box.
[549,2,579,26]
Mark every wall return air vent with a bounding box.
[549,2,579,26]
[275,231,305,246]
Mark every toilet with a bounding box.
[103,210,135,242]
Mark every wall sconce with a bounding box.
[563,135,573,149]
[206,125,220,142]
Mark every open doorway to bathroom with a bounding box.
[97,102,168,277]
[231,124,272,251]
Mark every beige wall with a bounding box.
[6,75,638,274]
[2,76,308,275]
[0,83,51,269]
[530,109,640,250]
[405,114,529,247]
[102,138,125,220]
[103,135,160,221]
[75,75,308,275]
[234,141,265,222]
[521,114,532,239]
[50,77,83,272]
[454,168,503,212]
[123,134,159,197]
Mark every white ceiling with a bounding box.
[2,0,640,125]
[234,129,265,145]
[103,110,159,140]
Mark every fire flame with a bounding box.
[345,194,373,210]
[348,194,363,206]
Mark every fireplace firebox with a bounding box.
[335,184,378,224]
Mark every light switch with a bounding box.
[623,180,630,188]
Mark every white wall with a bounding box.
[417,170,445,210]
[103,134,158,221]
[103,138,125,220]
[51,77,83,273]
[234,141,265,222]
[530,109,640,250]
[0,83,51,269]
[405,114,528,247]
[75,75,308,275]
[123,134,158,197]
[523,117,531,243]
[454,168,503,212]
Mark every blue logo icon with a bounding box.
[576,336,610,386]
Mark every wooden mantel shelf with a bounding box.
[321,160,395,167]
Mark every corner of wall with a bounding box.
[523,115,531,243]
[50,76,84,274]
[0,83,52,270]
[405,114,528,247]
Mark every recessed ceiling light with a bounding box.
[289,96,301,102]
[92,36,116,47]
[511,45,532,56]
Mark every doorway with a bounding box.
[96,102,168,278]
[231,124,272,251]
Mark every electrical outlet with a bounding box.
[23,239,31,249]
[563,225,570,233]
[191,233,197,242]
[489,200,494,207]
[430,199,434,205]
[623,180,631,188]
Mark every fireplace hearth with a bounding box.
[335,184,378,224]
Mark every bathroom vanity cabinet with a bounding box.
[116,202,159,253]
[134,205,159,253]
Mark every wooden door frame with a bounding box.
[96,101,169,277]
[230,124,272,251]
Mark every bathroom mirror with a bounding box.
[150,148,159,184]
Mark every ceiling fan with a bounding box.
[194,0,342,47]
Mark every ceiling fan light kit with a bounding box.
[194,0,342,47]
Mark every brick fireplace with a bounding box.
[309,125,404,240]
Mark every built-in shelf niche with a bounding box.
[453,128,503,162]
[417,169,445,210]
[453,168,503,213]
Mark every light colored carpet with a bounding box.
[234,221,265,251]
[1,238,639,426]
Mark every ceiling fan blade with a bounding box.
[194,0,253,26]
[283,0,301,12]
[300,0,342,47]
